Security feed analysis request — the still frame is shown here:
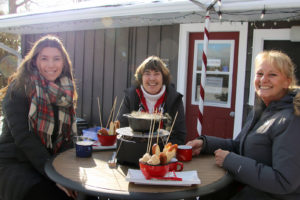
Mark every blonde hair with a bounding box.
[134,56,170,85]
[255,50,297,89]
[255,50,300,115]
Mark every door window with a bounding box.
[192,40,234,108]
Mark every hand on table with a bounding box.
[214,149,229,167]
[56,183,78,199]
[186,139,203,156]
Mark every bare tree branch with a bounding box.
[16,0,31,8]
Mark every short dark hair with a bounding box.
[134,56,170,85]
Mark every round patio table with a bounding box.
[45,148,233,200]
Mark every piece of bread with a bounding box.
[152,143,160,156]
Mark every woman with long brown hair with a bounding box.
[0,35,78,200]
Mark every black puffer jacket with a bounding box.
[0,83,72,200]
[118,84,186,145]
[201,91,300,200]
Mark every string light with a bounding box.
[261,6,265,19]
[218,10,222,20]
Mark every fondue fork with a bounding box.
[166,111,178,144]
[97,97,103,128]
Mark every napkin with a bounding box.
[126,169,201,186]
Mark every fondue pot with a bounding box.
[122,113,168,132]
[116,127,169,167]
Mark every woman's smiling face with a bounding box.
[142,69,163,95]
[255,61,291,106]
[36,47,64,82]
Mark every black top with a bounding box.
[0,82,72,200]
[118,84,186,145]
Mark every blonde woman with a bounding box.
[187,50,300,200]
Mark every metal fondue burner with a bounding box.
[116,127,170,167]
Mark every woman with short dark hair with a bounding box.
[118,55,186,145]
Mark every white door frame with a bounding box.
[177,22,248,139]
[249,29,291,105]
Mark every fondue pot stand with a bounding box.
[116,127,169,167]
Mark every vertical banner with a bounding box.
[197,11,210,136]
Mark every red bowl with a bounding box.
[97,134,117,146]
[139,162,169,179]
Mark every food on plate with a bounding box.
[159,152,167,165]
[97,120,120,136]
[108,121,115,135]
[147,154,160,165]
[114,120,120,129]
[139,153,151,163]
[130,111,164,120]
[163,142,172,153]
[140,142,178,165]
[166,144,178,163]
[152,143,160,156]
[98,128,109,136]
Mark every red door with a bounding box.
[185,32,239,142]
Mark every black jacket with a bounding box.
[0,83,71,200]
[118,84,186,145]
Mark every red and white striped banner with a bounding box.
[197,12,210,136]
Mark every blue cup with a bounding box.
[74,136,94,158]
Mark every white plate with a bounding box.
[126,169,201,186]
[92,141,117,150]
[116,127,169,138]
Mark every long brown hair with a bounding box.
[0,35,77,102]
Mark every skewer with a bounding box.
[114,136,123,162]
[146,118,154,154]
[148,110,157,153]
[106,97,117,129]
[166,111,178,144]
[97,97,103,128]
[156,111,163,145]
[111,97,118,124]
[114,98,124,122]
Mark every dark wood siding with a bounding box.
[21,24,180,127]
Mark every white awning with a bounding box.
[0,0,300,34]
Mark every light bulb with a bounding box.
[218,11,222,20]
[261,8,265,19]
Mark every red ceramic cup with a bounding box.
[168,158,183,171]
[176,145,192,162]
[97,134,117,146]
[139,162,169,179]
